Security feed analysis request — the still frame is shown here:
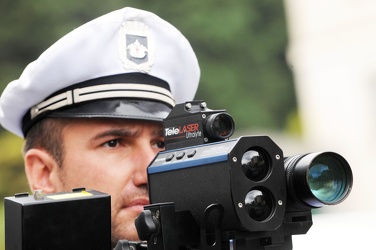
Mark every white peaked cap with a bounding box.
[0,7,200,137]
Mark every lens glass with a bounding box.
[244,188,274,221]
[211,113,234,138]
[308,155,348,204]
[242,149,270,181]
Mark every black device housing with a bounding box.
[148,136,286,232]
[4,188,111,250]
[144,136,313,249]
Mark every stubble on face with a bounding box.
[110,184,149,243]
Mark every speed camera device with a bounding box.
[135,100,353,250]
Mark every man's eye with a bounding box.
[155,141,165,149]
[104,139,119,148]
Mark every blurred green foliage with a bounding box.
[0,1,297,248]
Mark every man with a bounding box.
[0,7,200,246]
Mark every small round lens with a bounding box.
[242,149,270,181]
[308,155,349,204]
[244,188,274,222]
[205,113,235,140]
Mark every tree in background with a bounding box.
[0,0,295,131]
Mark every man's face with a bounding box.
[56,118,164,244]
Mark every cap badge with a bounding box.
[127,39,147,59]
[118,21,155,73]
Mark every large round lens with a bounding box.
[242,149,270,181]
[284,152,353,208]
[308,155,349,204]
[244,188,274,221]
[205,113,235,140]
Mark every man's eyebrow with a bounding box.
[91,128,138,141]
[154,128,164,137]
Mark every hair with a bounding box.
[23,118,71,167]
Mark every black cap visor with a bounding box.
[22,73,174,136]
[48,99,171,121]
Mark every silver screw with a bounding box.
[202,114,206,119]
[232,157,238,162]
[278,200,283,206]
[185,103,192,109]
[238,202,243,208]
[276,154,280,160]
[200,102,207,109]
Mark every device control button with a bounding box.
[176,152,185,160]
[72,187,86,192]
[187,149,197,158]
[166,154,174,162]
[15,192,29,198]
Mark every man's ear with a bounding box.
[24,148,63,193]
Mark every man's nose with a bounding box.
[133,145,157,187]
